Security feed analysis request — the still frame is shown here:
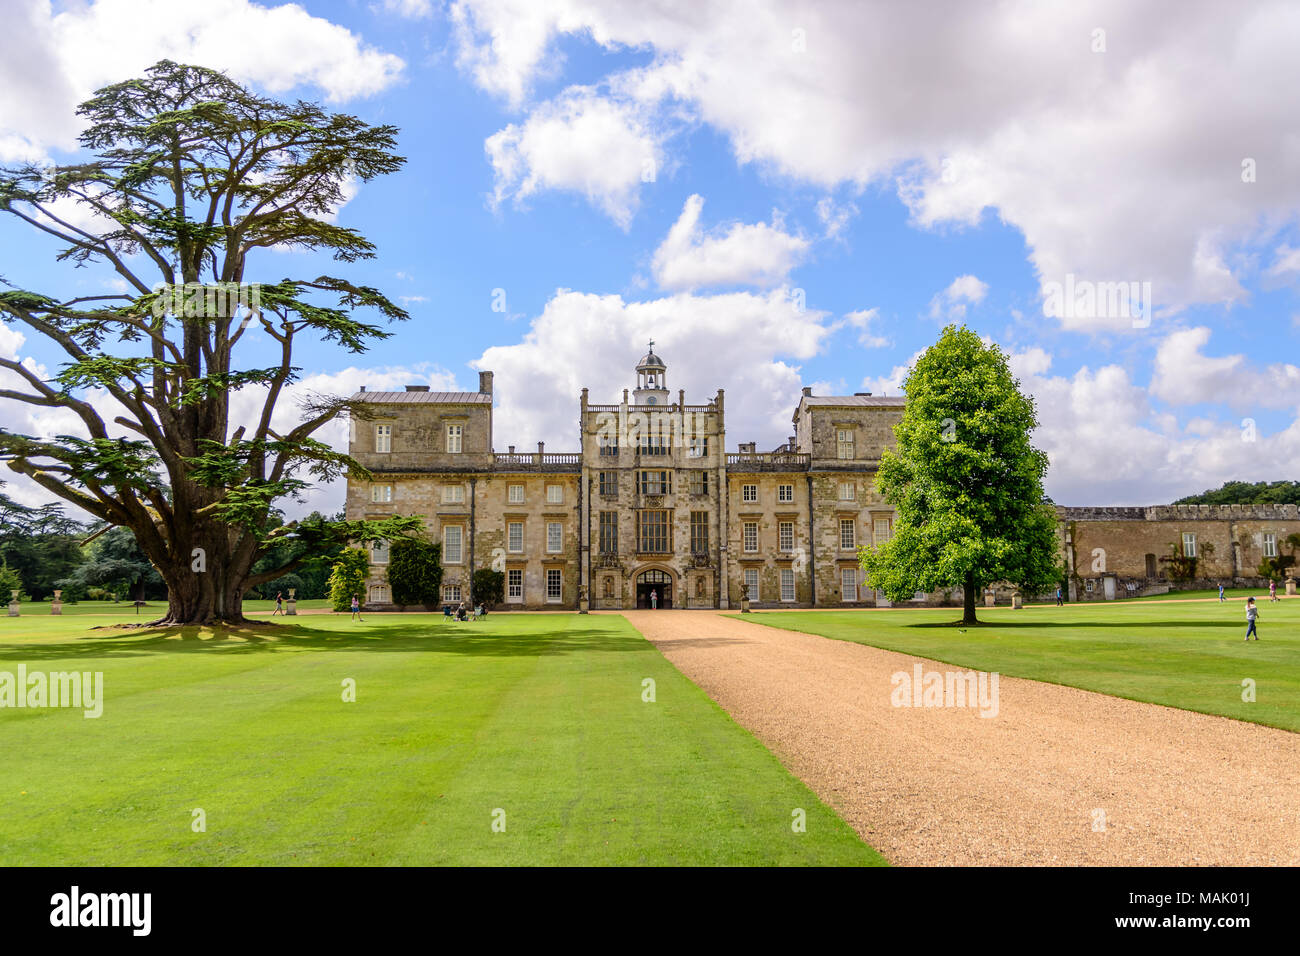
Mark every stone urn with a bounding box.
[8,588,19,617]
[286,588,298,616]
[1011,590,1023,609]
[51,589,63,615]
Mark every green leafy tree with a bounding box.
[0,560,24,600]
[327,547,369,612]
[247,511,344,599]
[0,60,420,625]
[387,538,443,607]
[471,568,504,608]
[57,525,165,601]
[0,481,89,599]
[860,325,1061,624]
[1175,480,1300,506]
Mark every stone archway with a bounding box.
[635,568,675,609]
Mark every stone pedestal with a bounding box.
[1287,575,1296,597]
[286,588,297,615]
[8,589,19,617]
[1011,591,1023,609]
[740,596,751,614]
[51,589,63,615]
[984,589,995,608]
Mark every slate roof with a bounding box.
[349,391,491,404]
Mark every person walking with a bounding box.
[273,591,284,616]
[650,588,658,610]
[1218,583,1225,603]
[1055,585,1063,607]
[1269,579,1278,602]
[350,594,364,622]
[1244,597,1258,641]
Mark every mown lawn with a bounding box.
[740,596,1300,732]
[0,610,883,866]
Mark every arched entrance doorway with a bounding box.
[636,568,673,609]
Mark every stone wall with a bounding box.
[1058,504,1297,600]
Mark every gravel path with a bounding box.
[620,609,1300,866]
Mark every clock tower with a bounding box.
[633,340,669,405]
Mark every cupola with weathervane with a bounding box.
[633,340,669,405]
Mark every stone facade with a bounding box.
[344,349,1298,610]
[344,349,905,609]
[1059,504,1298,601]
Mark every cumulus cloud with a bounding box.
[860,347,926,397]
[1008,347,1300,505]
[840,308,889,348]
[0,0,405,162]
[1149,326,1300,411]
[651,194,809,290]
[1267,244,1300,279]
[485,86,661,228]
[452,0,1300,319]
[929,274,988,320]
[471,287,831,451]
[815,197,858,241]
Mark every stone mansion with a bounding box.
[345,345,1298,609]
[346,345,904,610]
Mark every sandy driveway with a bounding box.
[621,609,1300,866]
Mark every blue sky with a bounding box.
[2,0,1299,513]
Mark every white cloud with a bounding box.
[929,274,988,320]
[471,287,832,451]
[860,347,926,397]
[841,308,889,348]
[452,0,1300,318]
[1008,347,1300,505]
[381,0,435,18]
[1149,326,1300,411]
[1267,244,1300,278]
[815,197,857,241]
[485,86,661,228]
[651,194,809,290]
[0,0,405,162]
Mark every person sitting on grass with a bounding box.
[1244,597,1258,641]
[474,604,485,620]
[457,603,467,621]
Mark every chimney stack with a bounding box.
[359,385,366,392]
[479,370,494,395]
[801,386,812,397]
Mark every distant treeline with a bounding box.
[1173,480,1300,506]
